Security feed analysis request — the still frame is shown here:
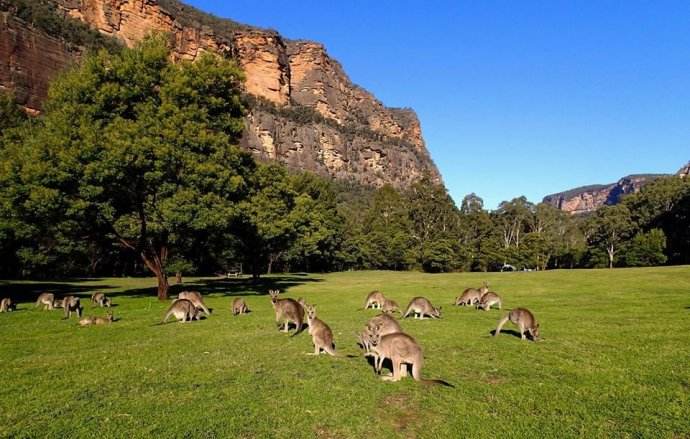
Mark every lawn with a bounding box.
[1,267,689,438]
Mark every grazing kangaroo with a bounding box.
[79,312,114,327]
[90,292,111,308]
[62,296,82,319]
[269,290,304,335]
[365,325,452,387]
[402,297,441,319]
[161,299,199,324]
[231,298,249,316]
[363,290,386,310]
[35,293,55,310]
[381,298,400,315]
[455,285,486,306]
[178,291,211,316]
[477,292,502,311]
[0,297,15,312]
[305,305,336,356]
[495,308,540,341]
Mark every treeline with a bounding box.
[0,36,688,299]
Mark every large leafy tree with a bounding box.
[0,35,252,298]
[586,204,635,268]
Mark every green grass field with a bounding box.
[1,267,689,438]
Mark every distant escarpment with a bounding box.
[544,174,669,215]
[0,0,440,188]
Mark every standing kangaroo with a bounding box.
[494,308,540,341]
[477,292,502,311]
[269,290,304,335]
[35,293,55,310]
[231,298,249,316]
[305,305,336,356]
[381,298,400,315]
[402,297,441,319]
[62,296,82,319]
[178,291,211,316]
[363,290,386,310]
[90,292,111,308]
[360,313,403,367]
[0,297,15,312]
[364,325,452,387]
[161,299,199,324]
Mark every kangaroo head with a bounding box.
[433,306,442,317]
[268,290,280,302]
[532,323,540,340]
[306,305,316,320]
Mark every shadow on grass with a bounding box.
[0,275,322,303]
[489,328,531,340]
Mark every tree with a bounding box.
[622,229,667,267]
[587,205,635,268]
[0,35,252,298]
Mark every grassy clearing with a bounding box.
[1,267,689,438]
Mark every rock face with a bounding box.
[543,174,667,215]
[677,162,690,179]
[0,10,79,112]
[0,0,440,188]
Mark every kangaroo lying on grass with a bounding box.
[402,297,441,319]
[62,296,82,319]
[0,297,15,312]
[305,305,337,356]
[178,291,211,316]
[363,324,452,387]
[160,299,200,324]
[79,312,114,327]
[363,290,386,310]
[455,283,488,306]
[269,289,304,335]
[477,291,502,311]
[495,308,540,341]
[231,298,249,315]
[35,293,55,310]
[90,292,112,308]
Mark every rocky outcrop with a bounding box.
[543,175,667,215]
[0,0,440,188]
[677,162,690,179]
[0,10,79,111]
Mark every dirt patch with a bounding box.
[378,393,422,438]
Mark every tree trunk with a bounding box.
[176,272,182,284]
[156,272,169,300]
[139,245,170,300]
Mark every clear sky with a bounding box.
[186,0,689,209]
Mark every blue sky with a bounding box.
[186,0,690,209]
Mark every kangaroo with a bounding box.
[363,290,386,310]
[364,325,452,387]
[79,312,114,327]
[231,298,249,315]
[495,308,540,341]
[178,291,211,316]
[269,290,304,335]
[381,298,400,315]
[455,286,485,306]
[35,292,55,310]
[305,305,336,356]
[161,299,199,324]
[0,297,15,312]
[90,292,111,308]
[360,313,404,367]
[61,296,82,319]
[477,292,502,311]
[402,297,441,319]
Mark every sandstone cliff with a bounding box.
[0,0,440,188]
[543,174,667,215]
[677,162,689,179]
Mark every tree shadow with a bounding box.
[0,275,322,303]
[0,282,117,305]
[132,276,322,299]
